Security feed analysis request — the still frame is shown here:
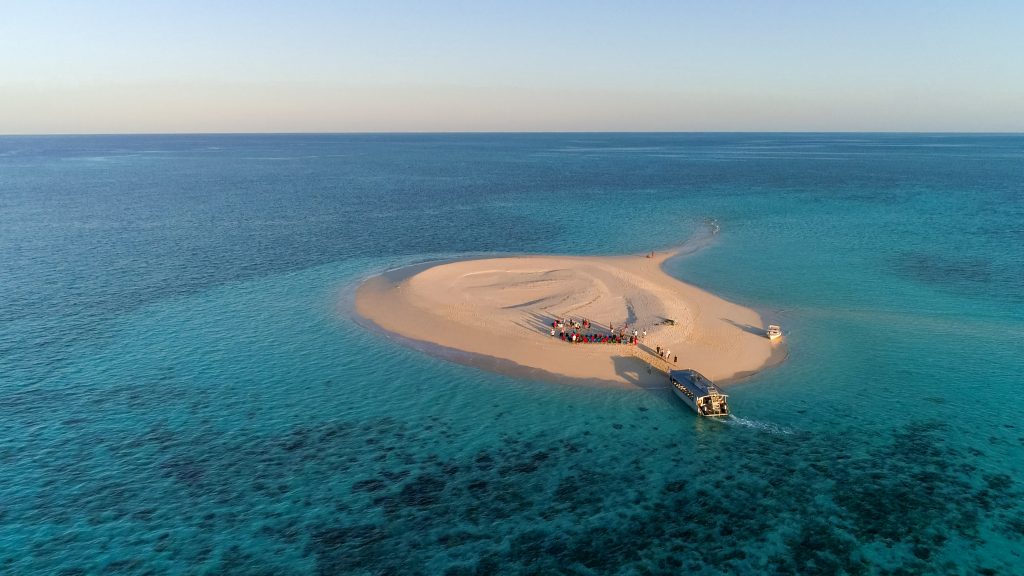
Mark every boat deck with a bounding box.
[669,369,729,417]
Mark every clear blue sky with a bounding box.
[2,0,1022,133]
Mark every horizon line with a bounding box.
[2,130,1024,138]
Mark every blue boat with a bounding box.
[669,369,730,417]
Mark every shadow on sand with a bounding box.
[612,355,671,391]
[513,311,561,334]
[721,318,768,337]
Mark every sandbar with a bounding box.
[354,250,782,388]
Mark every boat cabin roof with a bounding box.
[670,369,726,398]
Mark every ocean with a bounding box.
[1,133,1022,574]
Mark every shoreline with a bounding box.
[351,248,786,388]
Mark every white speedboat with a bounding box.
[669,369,729,417]
[766,325,782,341]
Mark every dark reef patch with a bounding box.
[895,251,993,285]
[351,478,386,493]
[12,411,1021,575]
[397,474,447,508]
[891,250,1023,302]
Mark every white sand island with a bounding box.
[354,250,782,388]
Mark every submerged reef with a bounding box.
[8,405,1020,575]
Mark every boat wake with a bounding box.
[723,416,793,435]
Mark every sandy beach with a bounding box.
[354,250,782,388]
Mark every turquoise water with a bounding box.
[1,134,1022,574]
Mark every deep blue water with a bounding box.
[1,133,1022,574]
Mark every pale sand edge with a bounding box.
[351,250,786,388]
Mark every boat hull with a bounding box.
[670,370,730,417]
[672,383,701,415]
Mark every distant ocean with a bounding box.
[1,133,1022,574]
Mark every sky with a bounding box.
[1,0,1022,134]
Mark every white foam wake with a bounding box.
[724,416,793,435]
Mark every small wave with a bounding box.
[724,416,793,435]
[674,218,720,257]
[704,217,720,236]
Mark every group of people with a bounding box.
[656,346,677,364]
[547,317,646,346]
[545,316,681,365]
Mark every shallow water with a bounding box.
[1,133,1022,574]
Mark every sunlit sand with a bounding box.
[355,250,781,387]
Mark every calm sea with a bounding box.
[1,134,1022,574]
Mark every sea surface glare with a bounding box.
[1,134,1022,574]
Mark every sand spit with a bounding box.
[354,251,781,388]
